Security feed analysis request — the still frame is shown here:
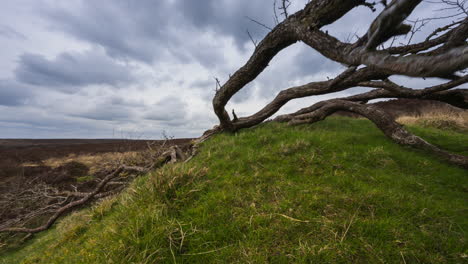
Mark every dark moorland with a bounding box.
[0,138,192,241]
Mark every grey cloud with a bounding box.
[108,96,143,107]
[44,0,177,63]
[73,108,132,121]
[175,0,274,48]
[0,80,32,106]
[69,95,141,121]
[0,107,91,131]
[15,50,134,90]
[292,46,342,77]
[254,44,344,100]
[231,82,256,103]
[42,0,275,65]
[0,107,119,138]
[191,79,213,90]
[0,0,459,139]
[0,25,27,40]
[188,44,342,104]
[190,78,214,99]
[144,96,187,122]
[190,76,253,103]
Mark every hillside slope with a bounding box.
[1,117,467,263]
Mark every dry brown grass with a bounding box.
[49,152,137,171]
[21,151,141,175]
[396,109,468,132]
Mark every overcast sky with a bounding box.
[0,0,463,139]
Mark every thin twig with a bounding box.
[246,29,258,48]
[245,16,273,30]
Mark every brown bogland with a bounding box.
[0,138,192,237]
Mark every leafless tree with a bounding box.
[3,0,466,237]
[211,0,468,168]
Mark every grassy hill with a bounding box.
[1,117,467,263]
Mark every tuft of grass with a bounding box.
[1,117,467,263]
[76,175,94,183]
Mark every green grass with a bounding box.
[1,117,467,263]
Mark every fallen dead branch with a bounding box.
[0,167,125,233]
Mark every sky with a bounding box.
[0,0,464,139]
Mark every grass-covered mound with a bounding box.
[1,117,467,263]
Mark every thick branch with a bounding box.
[425,17,468,55]
[231,67,385,129]
[212,22,296,130]
[276,85,467,123]
[384,29,450,54]
[212,0,368,130]
[212,0,467,140]
[357,77,468,108]
[365,0,422,50]
[296,27,468,78]
[358,75,468,96]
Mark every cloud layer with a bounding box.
[16,50,135,89]
[0,0,462,138]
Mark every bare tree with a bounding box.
[211,0,468,168]
[3,0,466,237]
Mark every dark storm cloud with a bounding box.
[174,0,274,47]
[42,0,274,64]
[15,50,135,89]
[0,80,32,106]
[44,0,175,63]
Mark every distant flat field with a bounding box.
[0,138,192,150]
[0,138,193,181]
[0,139,127,148]
[0,137,194,237]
